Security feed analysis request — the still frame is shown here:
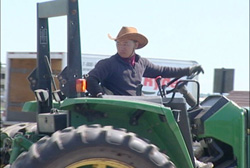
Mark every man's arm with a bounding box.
[86,75,103,97]
[142,58,190,78]
[86,58,113,97]
[143,58,204,78]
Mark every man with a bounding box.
[86,26,204,97]
[86,27,213,168]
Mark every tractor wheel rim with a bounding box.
[66,158,134,168]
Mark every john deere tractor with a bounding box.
[1,0,249,168]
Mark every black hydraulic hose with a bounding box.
[207,139,224,162]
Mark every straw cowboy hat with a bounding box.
[108,26,148,49]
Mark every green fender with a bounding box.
[61,97,194,168]
[22,96,194,167]
[200,100,247,168]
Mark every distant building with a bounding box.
[1,64,6,109]
[227,91,250,108]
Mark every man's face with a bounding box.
[116,39,138,58]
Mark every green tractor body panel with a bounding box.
[199,100,247,168]
[60,97,194,168]
[22,101,37,112]
[22,100,60,112]
[21,96,194,167]
[248,107,250,167]
[248,133,250,167]
[19,95,250,168]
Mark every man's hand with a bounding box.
[189,65,204,76]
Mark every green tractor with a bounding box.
[1,0,249,168]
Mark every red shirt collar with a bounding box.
[122,54,136,66]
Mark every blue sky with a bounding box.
[1,0,249,94]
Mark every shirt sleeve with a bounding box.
[142,58,190,78]
[86,58,113,96]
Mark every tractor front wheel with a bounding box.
[12,125,175,168]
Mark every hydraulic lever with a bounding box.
[176,80,200,110]
[44,56,57,91]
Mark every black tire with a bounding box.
[12,125,176,168]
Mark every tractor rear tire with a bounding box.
[12,125,176,168]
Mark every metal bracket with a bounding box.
[9,135,33,164]
[28,68,38,91]
[129,109,145,126]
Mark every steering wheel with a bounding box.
[162,72,200,106]
[165,73,197,95]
